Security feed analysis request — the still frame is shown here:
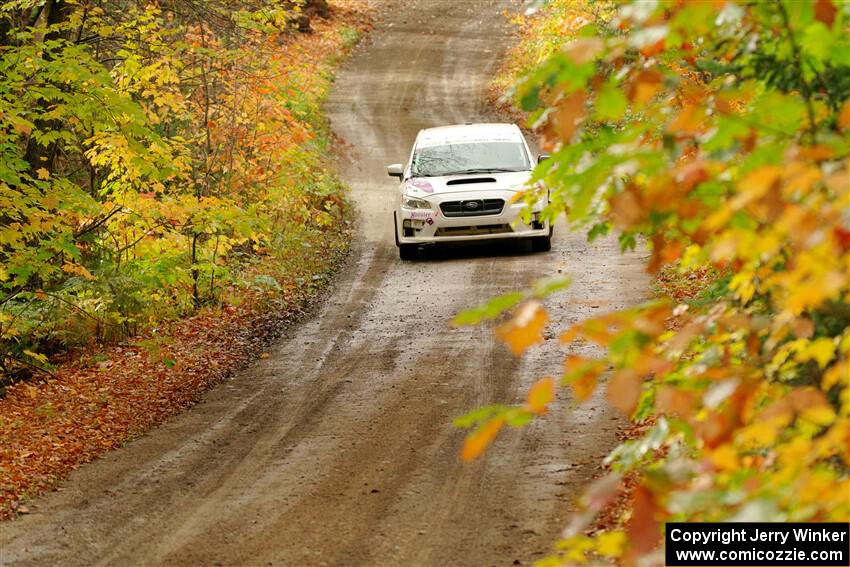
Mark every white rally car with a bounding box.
[387,123,551,260]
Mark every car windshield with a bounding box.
[410,141,530,177]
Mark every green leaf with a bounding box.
[451,292,524,326]
[532,276,572,299]
[594,81,628,121]
[453,405,507,428]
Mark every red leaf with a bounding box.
[814,0,837,26]
[626,485,662,557]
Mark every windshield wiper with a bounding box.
[441,168,526,175]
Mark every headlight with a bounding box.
[401,195,432,210]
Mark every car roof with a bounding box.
[415,123,523,148]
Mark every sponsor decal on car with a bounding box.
[406,178,434,193]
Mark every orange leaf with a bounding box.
[553,89,587,142]
[791,317,815,339]
[559,324,581,345]
[656,385,696,417]
[640,37,666,58]
[607,369,642,415]
[788,387,831,413]
[495,300,548,356]
[628,69,663,106]
[838,100,850,132]
[563,354,584,371]
[564,38,603,65]
[581,318,614,347]
[676,160,710,191]
[609,185,643,229]
[564,356,605,402]
[647,234,666,274]
[667,104,705,135]
[740,166,782,201]
[572,372,597,402]
[526,377,556,415]
[460,417,505,461]
[36,168,50,180]
[696,411,735,448]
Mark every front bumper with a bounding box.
[395,190,549,245]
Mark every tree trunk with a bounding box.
[23,0,75,175]
[305,0,330,19]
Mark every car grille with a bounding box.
[440,198,504,217]
[434,224,512,237]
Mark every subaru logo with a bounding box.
[464,201,480,210]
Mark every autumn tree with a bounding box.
[457,1,850,564]
[0,0,351,376]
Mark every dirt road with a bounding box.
[0,1,649,566]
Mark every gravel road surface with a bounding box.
[0,1,649,565]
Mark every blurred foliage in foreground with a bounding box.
[459,0,850,564]
[0,0,362,377]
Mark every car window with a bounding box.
[411,141,530,177]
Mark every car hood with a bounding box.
[402,171,532,197]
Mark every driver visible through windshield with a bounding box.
[411,141,530,177]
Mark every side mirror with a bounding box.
[387,163,404,179]
[537,154,550,164]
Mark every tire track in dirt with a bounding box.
[0,2,649,566]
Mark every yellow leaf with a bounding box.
[23,349,48,364]
[509,191,527,204]
[738,417,787,448]
[527,377,555,415]
[800,405,836,427]
[740,166,782,201]
[495,300,548,356]
[708,443,739,472]
[822,362,847,391]
[62,262,94,280]
[729,270,756,304]
[563,535,595,564]
[596,530,626,558]
[460,417,505,462]
[36,168,50,180]
[777,436,811,469]
[788,387,836,426]
[796,337,837,369]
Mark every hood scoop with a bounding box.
[446,177,496,186]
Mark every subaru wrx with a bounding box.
[387,123,551,260]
